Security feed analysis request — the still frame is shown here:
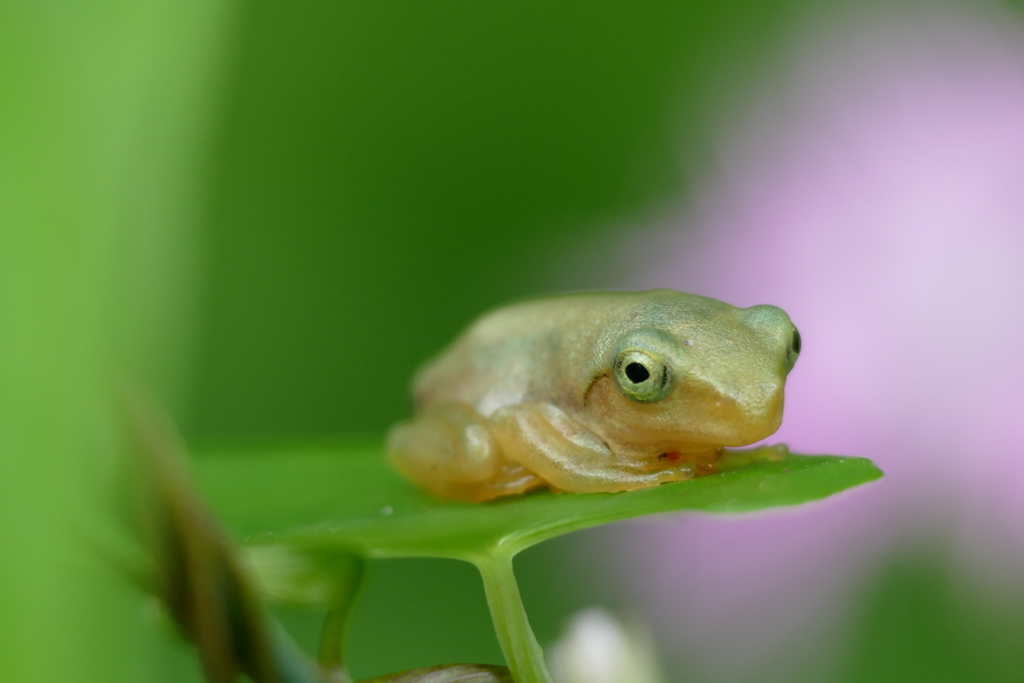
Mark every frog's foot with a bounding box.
[490,402,702,494]
[715,443,790,472]
[652,461,699,485]
[469,462,546,502]
[388,401,543,501]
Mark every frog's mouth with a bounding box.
[639,428,771,471]
[584,372,785,470]
[637,422,775,454]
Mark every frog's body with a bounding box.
[388,290,800,501]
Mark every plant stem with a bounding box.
[271,622,333,683]
[319,555,365,682]
[474,550,552,683]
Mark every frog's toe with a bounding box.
[655,462,698,485]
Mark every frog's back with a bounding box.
[411,290,707,415]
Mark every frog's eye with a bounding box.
[786,327,802,372]
[613,349,672,403]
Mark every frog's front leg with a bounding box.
[489,402,697,494]
[388,401,545,501]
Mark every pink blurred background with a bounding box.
[599,4,1024,680]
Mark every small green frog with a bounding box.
[388,290,800,501]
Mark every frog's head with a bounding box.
[585,298,800,457]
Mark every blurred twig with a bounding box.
[120,387,322,683]
[117,386,513,683]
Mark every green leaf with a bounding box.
[194,441,880,683]
[194,441,881,560]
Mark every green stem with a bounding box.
[318,556,366,682]
[271,620,330,683]
[474,550,552,683]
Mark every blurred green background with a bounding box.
[4,1,1024,681]
[186,1,801,439]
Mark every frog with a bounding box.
[387,289,801,502]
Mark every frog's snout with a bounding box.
[716,387,785,445]
[742,304,801,373]
[675,371,786,447]
[739,395,785,443]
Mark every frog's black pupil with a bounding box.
[625,362,650,384]
[791,329,802,355]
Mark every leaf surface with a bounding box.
[194,442,882,559]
